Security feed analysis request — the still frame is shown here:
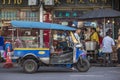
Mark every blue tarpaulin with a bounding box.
[11,20,76,31]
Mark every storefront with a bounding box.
[0,0,37,37]
[0,0,53,47]
[0,0,119,63]
[52,0,115,41]
[52,0,119,62]
[53,0,112,25]
[53,0,113,46]
[0,0,113,41]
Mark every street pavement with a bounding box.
[0,63,120,80]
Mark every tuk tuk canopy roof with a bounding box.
[11,20,76,31]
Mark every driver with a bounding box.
[74,29,81,43]
[74,28,82,48]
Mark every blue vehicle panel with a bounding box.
[14,48,50,58]
[76,48,86,61]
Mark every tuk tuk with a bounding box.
[11,20,90,73]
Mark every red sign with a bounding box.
[43,12,52,22]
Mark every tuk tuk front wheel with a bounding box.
[23,59,38,73]
[76,58,90,72]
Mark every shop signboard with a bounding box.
[54,0,75,5]
[28,0,38,6]
[44,0,54,6]
[61,22,68,26]
[43,12,52,22]
[84,21,97,27]
[77,0,111,4]
[0,0,38,8]
[54,0,112,6]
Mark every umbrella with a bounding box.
[11,20,76,31]
[80,8,120,36]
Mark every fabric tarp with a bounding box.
[11,20,76,31]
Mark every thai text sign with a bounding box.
[0,0,38,7]
[54,0,112,6]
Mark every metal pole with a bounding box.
[103,18,106,36]
[39,0,43,47]
[111,0,115,39]
[12,29,14,46]
[17,28,19,39]
[112,18,115,39]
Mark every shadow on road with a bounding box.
[0,66,80,74]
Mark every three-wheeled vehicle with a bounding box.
[11,20,90,73]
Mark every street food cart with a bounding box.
[85,41,97,62]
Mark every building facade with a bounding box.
[112,0,120,39]
[0,0,117,40]
[53,0,112,25]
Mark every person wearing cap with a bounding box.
[102,31,115,66]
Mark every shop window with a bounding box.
[58,12,62,17]
[54,10,86,18]
[65,12,70,17]
[1,10,19,20]
[72,12,77,17]
[20,10,39,21]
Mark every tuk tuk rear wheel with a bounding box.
[23,59,38,73]
[76,58,90,72]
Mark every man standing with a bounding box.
[102,32,115,66]
[73,29,83,61]
[74,29,81,43]
[0,30,4,60]
[70,28,81,70]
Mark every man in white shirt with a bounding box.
[74,29,81,43]
[102,32,115,66]
[71,29,81,70]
